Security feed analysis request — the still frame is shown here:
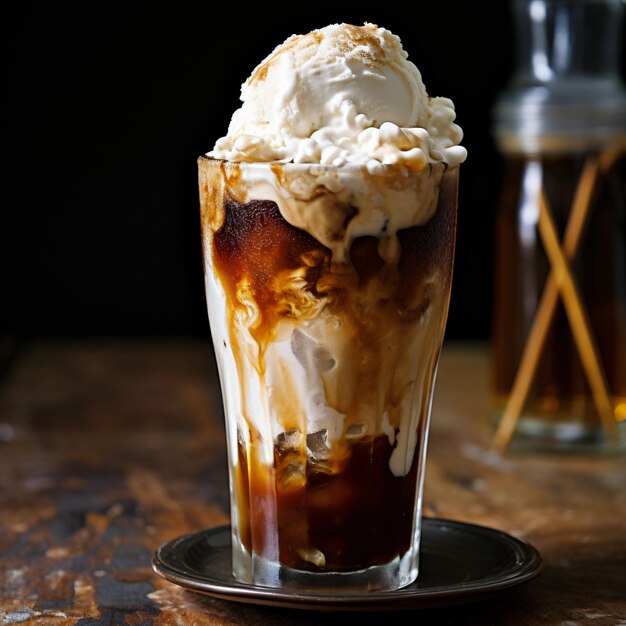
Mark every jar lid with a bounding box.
[493,0,626,154]
[493,78,626,154]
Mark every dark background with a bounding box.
[3,3,529,341]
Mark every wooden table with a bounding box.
[0,341,624,625]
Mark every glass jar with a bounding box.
[491,0,626,451]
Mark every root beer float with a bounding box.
[199,23,466,591]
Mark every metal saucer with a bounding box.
[152,518,543,612]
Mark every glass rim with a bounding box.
[198,154,461,173]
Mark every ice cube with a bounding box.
[291,328,335,373]
[291,328,315,368]
[307,429,331,461]
[313,345,335,372]
[275,429,304,455]
[307,457,334,475]
[345,423,367,439]
[277,461,306,491]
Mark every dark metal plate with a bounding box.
[152,518,543,611]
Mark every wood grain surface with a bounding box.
[0,340,624,625]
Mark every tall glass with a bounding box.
[198,156,459,591]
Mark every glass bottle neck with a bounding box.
[512,0,623,84]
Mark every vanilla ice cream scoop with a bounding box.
[210,23,466,168]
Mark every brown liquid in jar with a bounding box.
[492,152,626,423]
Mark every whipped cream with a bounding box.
[210,23,466,170]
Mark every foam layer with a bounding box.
[236,161,443,264]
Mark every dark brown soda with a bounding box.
[492,152,626,422]
[233,434,421,572]
[204,161,458,572]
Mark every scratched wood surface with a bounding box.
[0,340,624,625]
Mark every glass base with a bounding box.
[231,533,420,592]
[492,413,626,455]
